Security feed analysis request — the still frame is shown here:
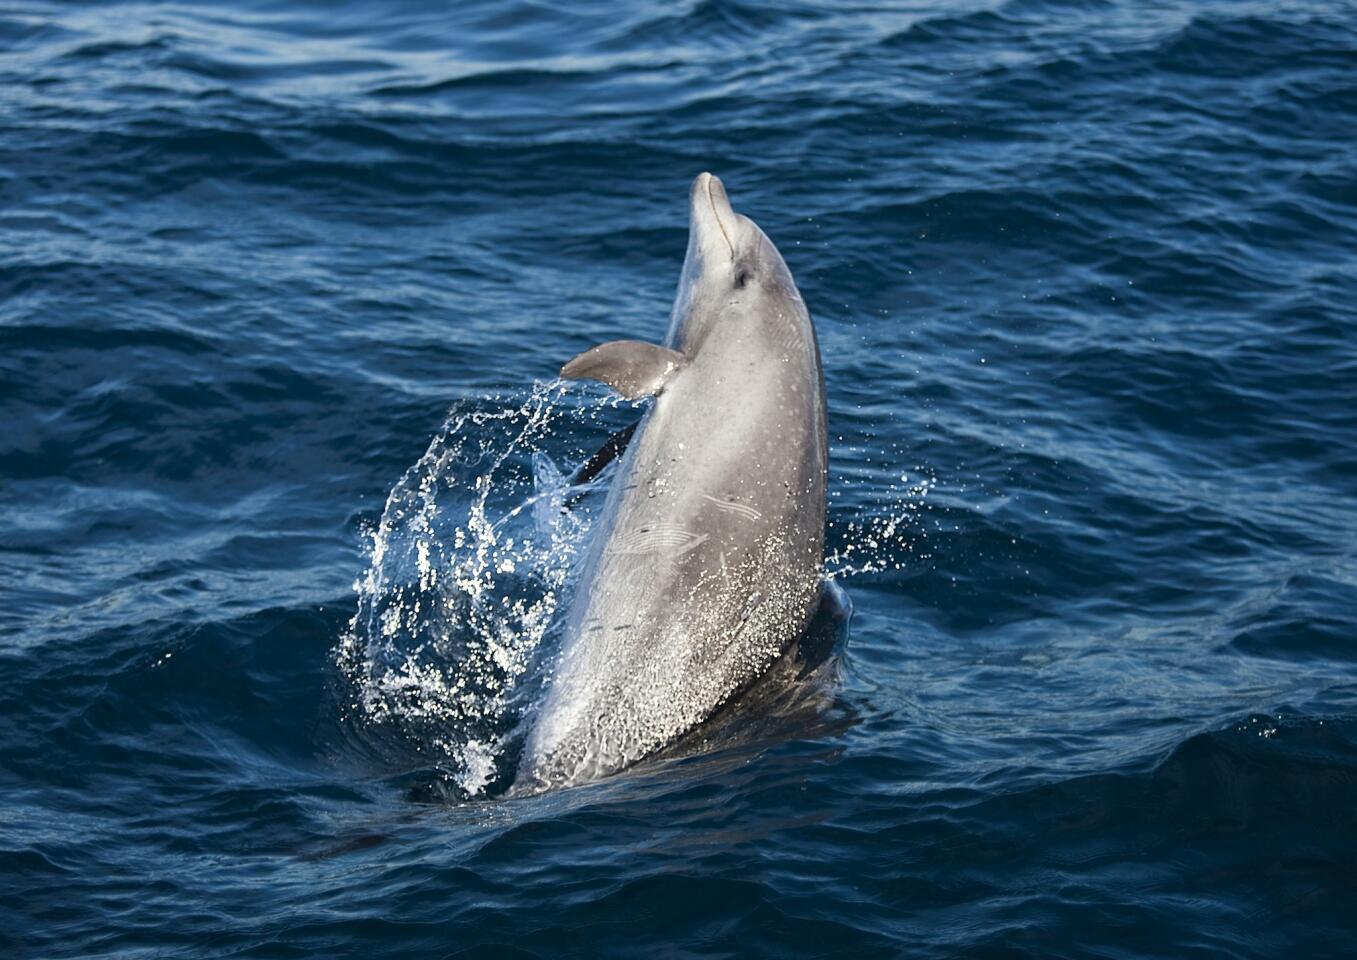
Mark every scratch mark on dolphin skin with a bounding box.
[702,494,762,521]
[609,524,709,556]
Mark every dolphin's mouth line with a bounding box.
[707,177,736,260]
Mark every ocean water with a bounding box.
[4,0,1357,956]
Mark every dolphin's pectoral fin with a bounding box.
[570,418,640,489]
[560,340,686,400]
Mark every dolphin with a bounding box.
[517,172,828,790]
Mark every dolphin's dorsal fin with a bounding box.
[560,340,686,399]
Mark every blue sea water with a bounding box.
[4,0,1357,956]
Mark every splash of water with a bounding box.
[826,471,938,579]
[337,382,936,797]
[336,381,631,797]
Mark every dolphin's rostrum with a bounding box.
[518,173,828,790]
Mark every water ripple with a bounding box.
[3,0,1356,956]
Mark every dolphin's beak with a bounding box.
[690,171,737,259]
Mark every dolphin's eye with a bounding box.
[733,266,751,289]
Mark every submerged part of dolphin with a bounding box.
[517,173,828,790]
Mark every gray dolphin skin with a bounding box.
[517,172,828,790]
